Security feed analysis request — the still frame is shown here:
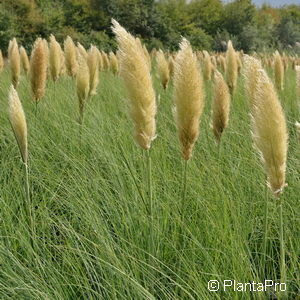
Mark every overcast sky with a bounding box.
[223,0,299,6]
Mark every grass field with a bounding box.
[0,62,299,299]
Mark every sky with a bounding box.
[223,0,299,6]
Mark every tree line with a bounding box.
[0,0,300,54]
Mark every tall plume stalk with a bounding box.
[30,38,48,105]
[274,51,284,91]
[296,66,300,107]
[245,59,288,288]
[64,36,78,77]
[10,38,21,88]
[156,49,170,89]
[173,38,205,224]
[49,34,62,82]
[112,19,157,272]
[203,50,212,81]
[87,46,99,97]
[109,52,119,75]
[77,54,90,126]
[211,70,230,143]
[225,40,238,95]
[0,50,4,72]
[20,46,30,74]
[8,85,33,239]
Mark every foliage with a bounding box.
[0,0,300,53]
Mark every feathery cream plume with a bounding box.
[156,49,170,89]
[77,54,90,124]
[49,34,62,81]
[87,45,99,96]
[168,55,175,78]
[203,51,212,81]
[251,68,288,196]
[225,40,238,95]
[112,19,156,150]
[173,38,205,160]
[101,51,110,71]
[109,51,119,75]
[8,85,28,164]
[10,38,20,88]
[0,50,4,72]
[19,46,30,74]
[274,51,284,91]
[97,48,103,71]
[212,70,230,142]
[64,36,78,77]
[30,38,48,101]
[77,42,87,59]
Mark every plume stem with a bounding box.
[279,200,286,292]
[261,183,269,280]
[181,160,188,218]
[24,162,34,246]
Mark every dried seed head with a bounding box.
[30,38,48,101]
[8,85,28,164]
[251,68,288,196]
[225,40,238,95]
[212,70,230,142]
[274,51,284,91]
[203,50,212,81]
[49,34,62,81]
[10,38,20,88]
[77,54,90,124]
[64,36,78,77]
[19,46,30,74]
[87,45,99,96]
[156,49,170,89]
[173,38,205,160]
[109,51,119,75]
[112,19,156,150]
[0,50,4,72]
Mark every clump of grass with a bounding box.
[211,70,230,143]
[173,38,205,161]
[77,54,90,126]
[225,40,238,95]
[274,51,284,92]
[156,49,170,89]
[30,38,48,102]
[87,46,99,97]
[10,38,21,88]
[64,36,78,77]
[19,46,30,75]
[49,34,62,82]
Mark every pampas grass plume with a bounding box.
[296,66,300,106]
[9,85,28,164]
[251,68,288,195]
[112,19,156,150]
[156,49,170,89]
[274,51,284,91]
[0,50,4,72]
[87,46,99,96]
[30,38,48,101]
[212,70,230,142]
[10,38,20,88]
[20,46,30,74]
[49,34,62,82]
[64,36,78,77]
[173,38,205,160]
[77,54,90,124]
[203,51,212,81]
[109,52,119,75]
[225,40,238,95]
